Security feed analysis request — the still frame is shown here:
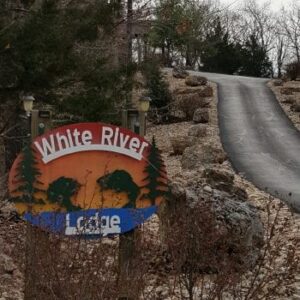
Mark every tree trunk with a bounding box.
[127,0,133,63]
[186,45,192,68]
[166,41,171,67]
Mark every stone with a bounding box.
[193,108,209,123]
[291,100,300,112]
[232,186,248,202]
[203,185,212,193]
[198,86,213,97]
[282,96,296,104]
[204,168,248,200]
[164,181,264,271]
[273,79,283,86]
[280,87,300,95]
[168,181,186,201]
[204,168,234,187]
[280,88,293,95]
[170,136,192,155]
[172,66,189,79]
[181,142,227,170]
[185,75,207,87]
[188,124,208,138]
[177,93,211,119]
[174,87,204,95]
[0,202,17,220]
[0,254,16,274]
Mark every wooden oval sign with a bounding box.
[8,123,168,236]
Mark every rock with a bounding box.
[193,108,209,123]
[203,185,212,193]
[181,142,227,169]
[204,168,248,200]
[174,87,204,95]
[198,86,213,97]
[282,96,296,104]
[169,182,186,201]
[232,186,248,202]
[291,100,300,112]
[0,254,16,274]
[273,79,283,86]
[172,66,189,79]
[280,88,293,95]
[176,93,211,119]
[185,75,207,87]
[164,182,264,271]
[0,202,20,223]
[204,168,234,187]
[280,87,300,95]
[170,136,192,155]
[188,124,208,138]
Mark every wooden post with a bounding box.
[24,109,52,300]
[139,111,146,137]
[118,109,146,299]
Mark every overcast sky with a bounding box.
[219,0,298,11]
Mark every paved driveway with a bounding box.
[187,71,300,212]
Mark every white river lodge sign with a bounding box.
[9,123,168,236]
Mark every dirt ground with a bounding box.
[0,75,299,299]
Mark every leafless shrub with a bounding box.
[160,197,299,300]
[23,225,150,300]
[1,184,299,299]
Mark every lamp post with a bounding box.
[22,95,35,117]
[21,95,52,300]
[21,95,35,143]
[137,95,151,137]
[138,95,151,113]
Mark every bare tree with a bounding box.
[273,18,289,78]
[280,2,300,63]
[241,0,275,53]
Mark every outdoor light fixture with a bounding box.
[138,96,151,112]
[22,95,35,116]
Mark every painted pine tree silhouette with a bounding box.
[142,136,168,205]
[47,177,81,211]
[13,145,43,204]
[97,170,140,208]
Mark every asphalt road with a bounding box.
[188,70,300,212]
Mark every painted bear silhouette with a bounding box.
[97,170,140,208]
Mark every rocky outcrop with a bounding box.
[291,100,300,112]
[185,75,207,87]
[172,66,189,79]
[162,181,264,272]
[188,124,208,138]
[280,87,300,95]
[176,93,211,119]
[170,136,193,155]
[198,86,213,97]
[273,80,283,87]
[203,167,248,201]
[282,96,296,104]
[193,108,209,123]
[181,142,227,169]
[204,168,234,188]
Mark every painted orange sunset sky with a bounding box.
[9,149,156,210]
[8,123,168,214]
